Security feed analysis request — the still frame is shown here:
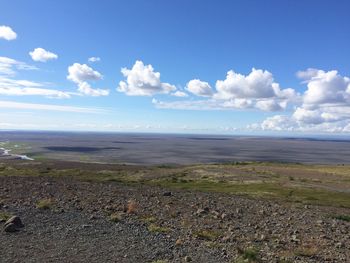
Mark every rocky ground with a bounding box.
[0,165,350,262]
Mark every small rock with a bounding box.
[4,223,17,233]
[163,191,172,196]
[221,213,227,220]
[335,242,345,248]
[175,239,183,246]
[291,234,300,243]
[316,220,323,225]
[5,216,24,228]
[196,208,207,215]
[184,256,192,262]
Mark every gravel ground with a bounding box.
[1,175,349,262]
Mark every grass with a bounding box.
[148,223,170,233]
[150,179,350,208]
[110,212,123,222]
[193,229,221,241]
[0,211,12,221]
[333,214,350,222]
[36,198,53,209]
[140,215,157,224]
[235,247,259,262]
[1,160,350,208]
[126,200,138,214]
[294,246,318,257]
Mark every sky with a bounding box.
[1,0,350,135]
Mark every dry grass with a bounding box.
[126,200,138,214]
[110,212,123,222]
[36,198,53,209]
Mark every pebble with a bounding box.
[163,191,172,196]
[184,255,192,262]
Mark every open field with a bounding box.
[2,131,350,164]
[1,159,349,262]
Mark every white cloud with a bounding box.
[298,69,350,107]
[0,56,37,76]
[67,63,109,96]
[152,68,296,112]
[29,48,58,62]
[171,90,188,97]
[0,100,106,113]
[0,57,70,98]
[215,68,295,100]
[261,115,296,131]
[117,60,176,96]
[255,99,286,111]
[186,79,213,97]
[0,25,17,40]
[88,57,101,63]
[0,78,71,98]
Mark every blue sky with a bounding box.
[1,0,350,134]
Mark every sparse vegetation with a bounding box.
[148,223,170,233]
[126,200,138,214]
[36,198,53,209]
[333,214,350,222]
[193,229,221,241]
[0,211,12,221]
[236,247,258,262]
[110,212,123,222]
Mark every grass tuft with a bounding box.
[148,223,170,233]
[193,229,221,241]
[36,198,53,209]
[333,214,350,222]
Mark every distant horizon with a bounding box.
[2,128,350,141]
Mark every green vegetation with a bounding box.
[148,223,170,233]
[235,247,259,262]
[333,214,350,222]
[1,160,350,208]
[0,211,12,221]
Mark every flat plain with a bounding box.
[0,132,349,262]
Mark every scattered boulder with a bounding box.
[5,216,24,228]
[163,191,172,197]
[4,223,17,233]
[184,255,192,262]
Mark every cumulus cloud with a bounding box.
[29,48,58,62]
[215,68,295,100]
[298,69,350,107]
[0,25,17,40]
[67,63,109,96]
[88,57,101,63]
[151,68,296,112]
[117,60,176,96]
[186,79,213,97]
